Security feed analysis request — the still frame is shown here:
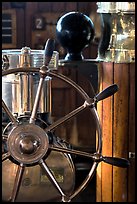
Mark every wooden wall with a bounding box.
[97,62,135,202]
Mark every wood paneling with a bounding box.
[2,2,97,58]
[102,62,113,202]
[96,63,103,202]
[113,64,129,202]
[52,2,66,12]
[25,2,38,47]
[38,2,52,12]
[128,63,135,202]
[96,62,135,202]
[65,2,77,11]
[16,9,25,48]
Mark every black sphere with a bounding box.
[56,11,95,60]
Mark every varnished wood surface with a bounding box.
[102,62,113,202]
[96,63,103,202]
[128,63,135,202]
[96,62,135,202]
[113,63,129,202]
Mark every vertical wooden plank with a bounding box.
[113,63,129,202]
[16,9,25,47]
[25,2,38,46]
[77,2,92,14]
[128,63,135,202]
[96,62,135,202]
[38,2,52,12]
[101,62,113,202]
[65,2,77,11]
[51,2,65,12]
[96,63,103,202]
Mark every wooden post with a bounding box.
[96,62,135,202]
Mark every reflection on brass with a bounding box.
[2,149,75,202]
[2,48,59,115]
[40,168,64,183]
[2,55,9,70]
[96,2,135,63]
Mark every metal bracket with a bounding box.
[129,152,135,159]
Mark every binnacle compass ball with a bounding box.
[56,11,95,60]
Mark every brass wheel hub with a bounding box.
[7,124,49,165]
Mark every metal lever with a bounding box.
[95,84,118,102]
